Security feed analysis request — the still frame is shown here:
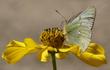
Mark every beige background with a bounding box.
[0,0,110,70]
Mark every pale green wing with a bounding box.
[63,7,96,51]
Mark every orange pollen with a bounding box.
[40,27,65,48]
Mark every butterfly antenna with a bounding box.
[55,10,68,23]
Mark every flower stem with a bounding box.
[50,52,57,70]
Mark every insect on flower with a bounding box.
[2,7,106,68]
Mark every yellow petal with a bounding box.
[55,52,67,59]
[2,47,29,64]
[7,40,25,47]
[24,38,46,52]
[86,43,105,54]
[2,38,38,64]
[79,52,106,67]
[69,45,81,57]
[24,38,39,53]
[59,48,71,52]
[38,48,50,62]
[71,43,106,67]
[57,45,79,59]
[38,46,57,62]
[47,47,57,52]
[59,45,77,53]
[24,38,37,48]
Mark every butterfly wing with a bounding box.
[63,7,96,51]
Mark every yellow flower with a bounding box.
[2,38,39,64]
[69,43,107,67]
[2,27,106,67]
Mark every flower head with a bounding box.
[40,27,64,49]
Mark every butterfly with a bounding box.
[63,7,96,51]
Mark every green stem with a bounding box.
[50,52,57,70]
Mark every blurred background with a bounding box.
[0,0,110,70]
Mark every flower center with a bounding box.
[40,27,65,49]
